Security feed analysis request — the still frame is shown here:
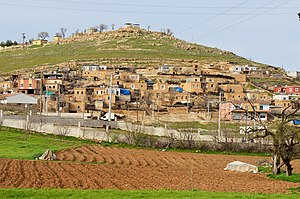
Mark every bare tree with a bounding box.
[111,23,115,30]
[57,123,70,140]
[60,27,67,38]
[21,33,26,46]
[75,29,80,35]
[99,24,108,33]
[166,28,173,36]
[238,100,300,176]
[38,32,49,40]
[55,32,62,37]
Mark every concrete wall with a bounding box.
[1,118,214,142]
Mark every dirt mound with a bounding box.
[0,145,299,193]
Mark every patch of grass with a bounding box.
[0,126,96,160]
[0,31,260,72]
[258,166,272,173]
[99,141,271,157]
[169,122,240,130]
[0,189,298,199]
[268,173,300,183]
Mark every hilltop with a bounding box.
[0,27,266,73]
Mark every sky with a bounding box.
[0,0,300,71]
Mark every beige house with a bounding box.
[32,39,48,46]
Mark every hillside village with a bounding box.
[0,25,299,129]
[1,8,300,197]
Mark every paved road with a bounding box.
[2,115,118,128]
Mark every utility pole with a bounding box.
[44,86,48,116]
[39,72,43,115]
[207,101,210,121]
[152,101,154,125]
[108,73,113,122]
[57,84,60,117]
[21,33,26,47]
[218,92,222,141]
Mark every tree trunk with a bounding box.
[272,153,281,175]
[283,158,293,176]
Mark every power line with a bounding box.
[198,0,294,40]
[197,0,279,39]
[176,0,252,36]
[43,0,299,10]
[0,2,295,16]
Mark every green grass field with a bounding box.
[0,30,258,72]
[168,121,240,130]
[0,189,298,199]
[0,127,95,159]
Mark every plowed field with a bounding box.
[0,145,299,193]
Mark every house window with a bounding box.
[53,86,56,89]
[29,84,32,87]
[81,91,84,94]
[131,85,135,89]
[296,88,299,92]
[259,114,266,119]
[260,105,263,110]
[161,85,165,90]
[77,91,79,94]
[78,106,80,109]
[20,84,24,87]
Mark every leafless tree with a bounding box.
[237,100,300,176]
[166,28,173,36]
[55,32,62,37]
[38,32,49,40]
[75,29,80,35]
[111,23,115,30]
[57,124,70,140]
[99,24,108,33]
[60,27,67,38]
[37,116,47,132]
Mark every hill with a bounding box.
[0,27,265,73]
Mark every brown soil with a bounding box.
[0,145,299,193]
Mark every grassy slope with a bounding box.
[0,127,94,159]
[0,30,257,72]
[0,189,298,199]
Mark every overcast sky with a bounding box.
[0,0,300,71]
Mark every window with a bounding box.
[20,84,24,87]
[81,91,84,94]
[260,105,263,110]
[259,114,266,119]
[77,91,79,94]
[161,85,165,90]
[296,88,299,92]
[29,84,32,87]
